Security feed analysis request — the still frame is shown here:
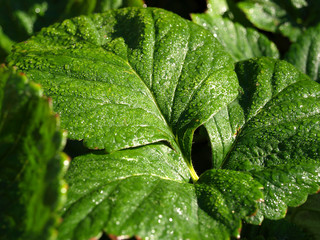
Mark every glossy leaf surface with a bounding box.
[285,23,320,82]
[191,13,279,62]
[205,57,320,223]
[59,144,262,240]
[8,7,238,165]
[0,66,68,239]
[7,7,320,240]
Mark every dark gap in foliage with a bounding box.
[191,126,212,176]
[63,139,104,158]
[241,218,309,240]
[145,0,207,19]
[100,232,140,240]
[262,31,291,57]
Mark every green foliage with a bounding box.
[0,66,68,239]
[237,0,320,41]
[6,7,320,239]
[191,13,279,62]
[0,0,144,62]
[285,23,320,82]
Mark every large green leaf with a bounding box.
[205,57,320,223]
[191,13,279,62]
[58,144,262,240]
[285,23,320,83]
[8,7,238,171]
[237,0,320,41]
[0,66,68,239]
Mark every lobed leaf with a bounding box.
[7,7,320,240]
[58,144,262,240]
[8,7,238,166]
[0,66,68,239]
[205,57,320,223]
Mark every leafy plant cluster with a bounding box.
[1,0,320,240]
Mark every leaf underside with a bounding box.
[7,7,320,240]
[0,66,68,240]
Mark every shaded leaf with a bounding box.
[0,0,144,62]
[289,193,320,239]
[238,0,320,41]
[241,218,309,240]
[0,66,68,239]
[285,23,320,82]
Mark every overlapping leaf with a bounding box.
[0,0,144,62]
[58,144,262,240]
[0,66,68,239]
[7,7,320,240]
[191,13,279,62]
[237,0,320,41]
[285,23,320,82]
[205,57,320,223]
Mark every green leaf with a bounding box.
[58,144,262,240]
[0,0,144,62]
[0,66,68,239]
[206,0,229,17]
[8,7,238,171]
[237,0,320,41]
[285,23,320,83]
[7,8,320,240]
[191,13,279,62]
[205,57,320,223]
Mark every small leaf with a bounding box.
[285,23,320,82]
[0,66,68,239]
[237,0,320,41]
[191,13,279,62]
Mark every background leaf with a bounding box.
[191,13,279,62]
[0,66,68,240]
[289,193,320,239]
[0,0,144,62]
[237,0,320,42]
[285,23,320,83]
